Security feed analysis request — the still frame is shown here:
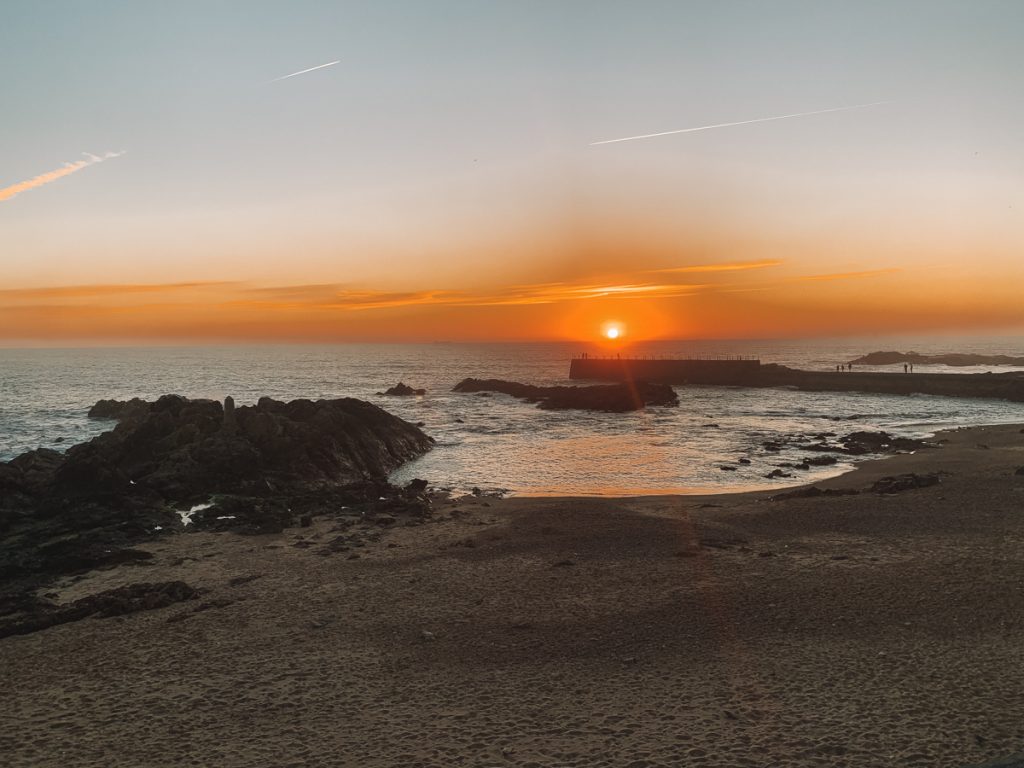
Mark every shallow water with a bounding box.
[1,337,1023,495]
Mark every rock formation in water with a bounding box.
[849,351,1024,367]
[380,382,427,396]
[452,378,679,412]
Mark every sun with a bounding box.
[603,323,624,340]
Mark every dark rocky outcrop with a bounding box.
[452,378,678,412]
[380,382,426,396]
[850,351,1024,367]
[0,395,433,599]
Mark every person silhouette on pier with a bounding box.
[904,363,908,374]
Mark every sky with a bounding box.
[2,1,1022,343]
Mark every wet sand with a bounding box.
[3,424,1024,767]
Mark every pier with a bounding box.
[569,356,1024,403]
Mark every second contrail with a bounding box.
[269,60,340,83]
[589,101,890,145]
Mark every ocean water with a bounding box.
[1,337,1023,495]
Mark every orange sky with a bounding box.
[3,4,1023,344]
[2,257,1021,344]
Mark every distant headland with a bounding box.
[849,351,1024,367]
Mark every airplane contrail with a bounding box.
[269,60,340,83]
[0,151,125,203]
[589,101,890,146]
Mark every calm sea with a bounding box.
[2,337,1023,495]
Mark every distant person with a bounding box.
[836,364,840,372]
[910,362,914,373]
[904,363,908,373]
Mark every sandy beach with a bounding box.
[3,423,1024,767]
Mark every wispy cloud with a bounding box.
[0,151,125,203]
[795,268,900,282]
[232,280,706,311]
[0,282,229,300]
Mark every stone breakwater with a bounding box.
[569,358,1024,403]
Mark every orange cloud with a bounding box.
[2,262,1020,344]
[650,259,783,274]
[0,151,125,202]
[0,282,230,301]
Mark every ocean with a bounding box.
[2,337,1023,495]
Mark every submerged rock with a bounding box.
[452,378,678,412]
[380,382,426,396]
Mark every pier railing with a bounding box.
[571,354,759,361]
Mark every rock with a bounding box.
[719,466,737,471]
[0,581,198,639]
[87,397,150,420]
[404,478,429,497]
[452,378,678,412]
[870,473,941,494]
[803,455,838,466]
[0,396,433,586]
[737,458,752,464]
[223,396,237,435]
[380,382,426,396]
[1015,466,1024,476]
[765,469,792,479]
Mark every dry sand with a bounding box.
[3,424,1024,767]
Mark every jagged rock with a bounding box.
[765,469,792,479]
[0,395,433,585]
[452,378,678,412]
[380,382,426,396]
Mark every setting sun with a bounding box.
[603,323,623,340]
